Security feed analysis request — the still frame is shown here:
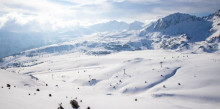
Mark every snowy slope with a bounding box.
[1,10,220,59]
[137,10,220,52]
[128,21,144,30]
[200,9,220,52]
[0,50,220,109]
[5,10,218,56]
[0,19,144,58]
[206,10,220,40]
[0,9,220,109]
[139,12,211,42]
[138,13,213,51]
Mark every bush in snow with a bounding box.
[87,106,91,109]
[49,94,52,97]
[113,86,116,89]
[70,99,80,109]
[160,62,163,68]
[7,84,11,88]
[58,103,64,109]
[163,85,166,88]
[135,98,137,101]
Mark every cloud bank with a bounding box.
[0,0,219,31]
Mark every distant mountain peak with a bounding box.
[139,11,212,43]
[204,9,220,20]
[128,21,144,30]
[153,12,201,30]
[107,20,124,23]
[130,21,144,24]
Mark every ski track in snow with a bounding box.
[0,9,220,109]
[1,50,220,109]
[123,67,181,94]
[145,67,181,89]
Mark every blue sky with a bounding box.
[0,0,219,31]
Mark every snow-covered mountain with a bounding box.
[0,10,220,109]
[140,13,211,41]
[88,20,129,32]
[0,20,144,58]
[1,10,220,59]
[139,10,220,52]
[128,21,144,30]
[88,20,144,32]
[4,9,220,59]
[138,13,213,51]
[5,10,219,57]
[202,9,220,51]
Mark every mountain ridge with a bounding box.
[1,9,220,59]
[0,20,144,58]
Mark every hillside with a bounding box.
[1,50,220,109]
[0,20,144,58]
[0,10,220,109]
[3,10,218,57]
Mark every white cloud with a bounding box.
[129,0,161,3]
[0,0,78,19]
[67,0,107,5]
[0,12,83,32]
[0,0,219,31]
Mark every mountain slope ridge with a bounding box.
[1,10,220,59]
